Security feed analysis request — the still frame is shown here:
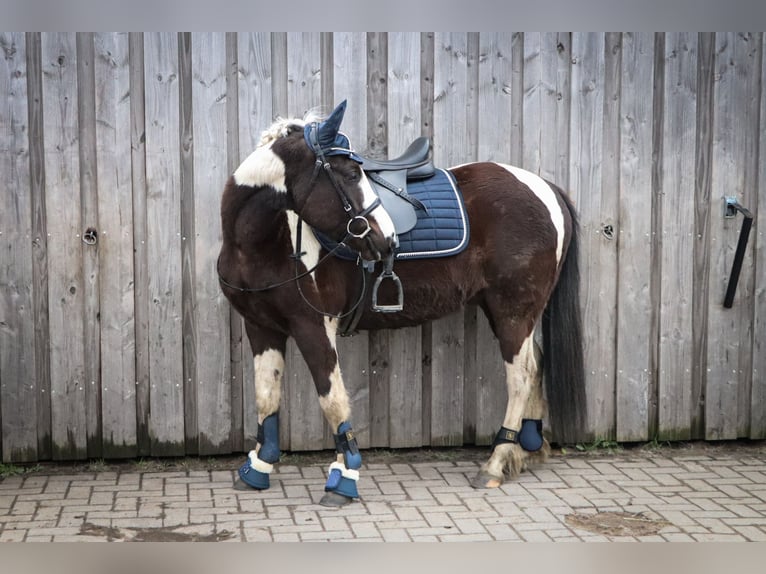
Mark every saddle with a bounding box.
[359,137,435,234]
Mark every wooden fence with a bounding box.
[1,32,764,463]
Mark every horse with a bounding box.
[217,100,587,507]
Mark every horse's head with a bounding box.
[235,101,396,262]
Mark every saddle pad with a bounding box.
[315,168,469,261]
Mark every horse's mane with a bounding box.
[258,108,325,147]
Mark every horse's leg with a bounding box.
[235,322,287,491]
[291,316,361,507]
[472,317,546,488]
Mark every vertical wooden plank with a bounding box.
[143,32,184,455]
[656,33,697,440]
[615,33,655,442]
[706,33,761,440]
[76,33,103,459]
[285,32,325,451]
[599,32,622,442]
[237,32,273,450]
[366,31,390,448]
[26,33,52,460]
[226,32,245,453]
[42,32,88,460]
[93,32,137,457]
[752,34,766,439]
[179,32,198,455]
[385,32,424,448]
[191,32,232,454]
[332,32,372,449]
[569,33,616,441]
[430,32,469,446]
[553,33,572,188]
[691,33,716,440]
[472,32,515,445]
[129,32,151,456]
[0,32,38,462]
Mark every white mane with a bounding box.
[257,108,325,147]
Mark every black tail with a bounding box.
[542,190,587,445]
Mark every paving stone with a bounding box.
[2,448,766,542]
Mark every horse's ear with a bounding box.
[315,100,347,147]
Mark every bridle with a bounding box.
[304,121,383,243]
[216,124,387,320]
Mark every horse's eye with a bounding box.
[344,171,361,183]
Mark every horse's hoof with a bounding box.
[233,478,266,491]
[319,491,356,507]
[470,471,503,489]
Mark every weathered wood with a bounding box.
[6,32,766,461]
[143,32,185,455]
[656,33,697,440]
[26,33,52,460]
[752,35,766,440]
[129,32,151,457]
[430,32,469,446]
[569,33,615,441]
[0,32,38,462]
[236,32,273,450]
[615,33,655,442]
[179,32,197,455]
[705,32,760,440]
[42,32,88,460]
[285,32,325,451]
[76,33,103,459]
[191,32,232,455]
[93,32,137,457]
[691,33,715,440]
[332,32,372,449]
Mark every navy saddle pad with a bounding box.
[316,168,469,261]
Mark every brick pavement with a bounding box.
[1,445,765,542]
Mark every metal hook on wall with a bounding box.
[722,197,754,309]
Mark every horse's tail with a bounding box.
[542,189,587,446]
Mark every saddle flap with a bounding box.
[371,170,418,235]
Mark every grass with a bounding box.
[574,438,623,454]
[0,463,42,478]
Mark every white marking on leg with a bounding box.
[484,334,538,479]
[501,335,538,429]
[253,349,284,421]
[286,209,322,279]
[233,141,288,191]
[318,317,350,429]
[499,164,565,265]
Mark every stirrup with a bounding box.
[371,255,404,313]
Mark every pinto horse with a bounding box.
[217,100,586,506]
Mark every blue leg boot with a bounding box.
[320,421,361,506]
[518,419,544,452]
[237,413,280,490]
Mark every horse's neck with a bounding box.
[222,184,288,247]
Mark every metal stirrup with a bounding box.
[372,254,404,313]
